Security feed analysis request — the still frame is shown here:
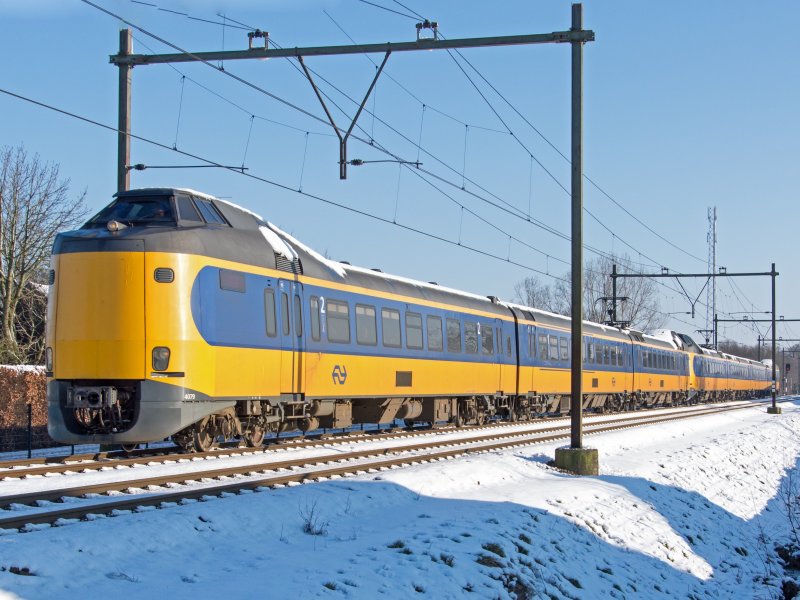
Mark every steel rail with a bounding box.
[0,401,765,531]
[0,401,756,479]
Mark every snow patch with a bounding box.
[258,226,297,261]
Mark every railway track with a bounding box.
[0,400,766,533]
[0,400,758,479]
[1,397,769,476]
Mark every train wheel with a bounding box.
[120,443,138,454]
[475,413,486,426]
[193,418,215,453]
[244,427,265,448]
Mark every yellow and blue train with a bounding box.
[46,188,773,451]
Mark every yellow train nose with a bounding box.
[52,248,145,380]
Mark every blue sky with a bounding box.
[1,0,797,346]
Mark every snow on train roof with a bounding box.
[266,222,348,278]
[263,215,493,304]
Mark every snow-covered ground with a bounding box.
[1,398,798,599]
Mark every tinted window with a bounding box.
[548,335,559,360]
[264,289,277,337]
[506,336,512,356]
[464,322,478,354]
[195,198,227,225]
[406,312,423,350]
[587,342,595,364]
[177,196,203,222]
[560,338,569,361]
[446,318,462,353]
[538,334,548,361]
[482,325,494,355]
[86,196,175,227]
[427,316,443,352]
[294,295,303,337]
[327,300,350,343]
[528,331,535,357]
[220,269,245,293]
[310,297,320,341]
[356,304,377,346]
[382,308,401,348]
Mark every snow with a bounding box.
[267,222,347,278]
[214,197,268,224]
[3,401,800,598]
[0,365,44,373]
[258,226,298,261]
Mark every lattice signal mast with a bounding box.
[705,207,717,345]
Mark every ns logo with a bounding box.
[332,365,348,385]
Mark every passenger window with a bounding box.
[310,297,320,341]
[427,316,443,352]
[496,328,502,355]
[356,304,377,345]
[587,342,595,363]
[464,322,478,354]
[220,269,245,293]
[294,294,303,337]
[446,318,462,353]
[264,289,277,337]
[559,337,569,361]
[548,335,559,361]
[482,325,494,355]
[506,336,512,356]
[538,334,548,361]
[528,331,535,357]
[382,308,401,348]
[326,300,351,343]
[406,312,423,350]
[177,196,203,222]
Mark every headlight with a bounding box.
[45,347,53,372]
[152,347,170,371]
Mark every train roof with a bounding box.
[109,190,771,364]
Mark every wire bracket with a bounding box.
[298,51,391,179]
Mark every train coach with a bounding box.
[46,188,772,452]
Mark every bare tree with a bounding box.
[512,254,667,332]
[513,276,556,312]
[0,146,86,364]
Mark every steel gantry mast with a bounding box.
[108,4,597,472]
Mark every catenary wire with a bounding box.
[89,1,754,328]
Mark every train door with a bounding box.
[278,279,305,396]
[495,318,505,393]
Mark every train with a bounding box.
[46,188,773,452]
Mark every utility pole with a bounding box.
[117,29,132,193]
[554,3,598,477]
[706,207,717,343]
[769,263,780,413]
[600,264,629,327]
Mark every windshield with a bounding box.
[85,196,176,227]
